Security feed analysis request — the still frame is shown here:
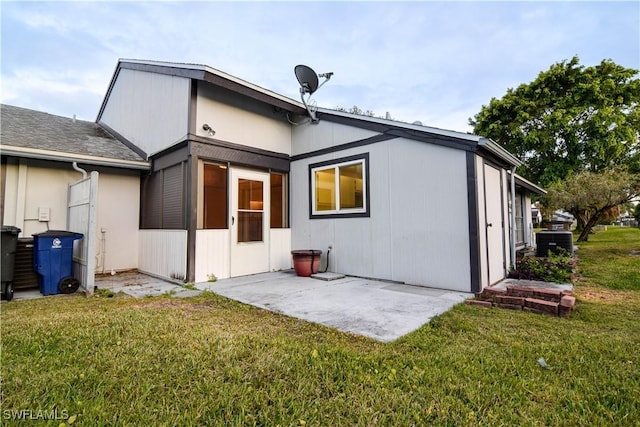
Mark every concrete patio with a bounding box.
[10,270,473,342]
[197,271,473,342]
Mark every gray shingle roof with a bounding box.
[1,104,145,163]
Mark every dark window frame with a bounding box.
[308,153,370,219]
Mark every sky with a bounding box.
[1,1,638,133]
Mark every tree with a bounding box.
[470,57,640,188]
[634,203,640,223]
[543,168,640,241]
[335,105,393,120]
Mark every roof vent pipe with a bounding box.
[72,162,88,179]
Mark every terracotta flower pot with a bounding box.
[291,250,322,277]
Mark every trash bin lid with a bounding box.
[32,230,84,238]
[0,226,21,235]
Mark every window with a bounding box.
[514,192,525,245]
[203,163,228,229]
[270,173,288,228]
[309,154,369,218]
[237,178,264,242]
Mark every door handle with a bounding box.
[487,223,493,227]
[232,216,235,226]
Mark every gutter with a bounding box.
[513,172,547,195]
[477,138,523,167]
[0,145,151,171]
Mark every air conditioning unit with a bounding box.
[536,231,574,257]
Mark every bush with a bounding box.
[509,248,576,283]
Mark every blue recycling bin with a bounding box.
[33,231,83,296]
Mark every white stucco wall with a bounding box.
[290,137,472,292]
[2,159,140,273]
[100,68,190,156]
[196,83,292,155]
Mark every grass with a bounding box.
[1,227,639,426]
[575,226,640,291]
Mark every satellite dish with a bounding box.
[295,65,319,95]
[294,64,333,124]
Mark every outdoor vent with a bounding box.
[535,231,574,257]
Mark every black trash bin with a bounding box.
[1,226,22,301]
[33,231,83,296]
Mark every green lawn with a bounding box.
[1,227,639,426]
[575,226,640,291]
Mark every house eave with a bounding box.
[97,59,307,121]
[512,172,547,195]
[0,145,151,170]
[316,109,524,167]
[317,108,482,142]
[477,138,523,167]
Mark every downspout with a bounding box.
[510,166,517,272]
[72,162,88,179]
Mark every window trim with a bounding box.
[514,191,525,246]
[308,153,370,219]
[270,171,289,228]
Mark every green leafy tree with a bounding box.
[634,203,640,223]
[470,57,640,187]
[335,105,392,120]
[543,168,640,241]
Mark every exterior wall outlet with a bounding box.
[38,207,50,222]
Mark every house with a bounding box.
[2,59,545,294]
[531,202,543,228]
[550,210,576,231]
[513,175,546,250]
[96,58,547,292]
[0,104,150,293]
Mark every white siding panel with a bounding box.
[387,140,470,290]
[476,155,489,289]
[195,230,230,283]
[292,120,380,156]
[96,171,140,273]
[138,230,187,280]
[502,171,512,272]
[524,193,534,247]
[270,228,292,271]
[67,172,98,295]
[100,69,190,155]
[291,138,471,292]
[196,84,292,155]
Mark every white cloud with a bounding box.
[1,1,638,131]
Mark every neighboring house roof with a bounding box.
[1,104,150,170]
[553,210,575,221]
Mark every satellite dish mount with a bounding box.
[294,65,333,124]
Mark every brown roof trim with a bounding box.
[97,120,148,160]
[513,173,547,195]
[318,112,477,153]
[97,60,306,121]
[200,72,306,114]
